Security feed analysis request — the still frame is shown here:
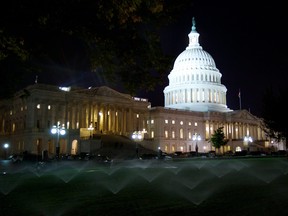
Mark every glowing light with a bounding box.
[132,131,143,141]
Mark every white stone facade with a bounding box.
[0,83,276,157]
[0,18,281,158]
[0,84,151,157]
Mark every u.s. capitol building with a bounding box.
[0,19,280,158]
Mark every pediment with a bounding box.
[230,109,259,121]
[73,86,132,101]
[94,86,131,100]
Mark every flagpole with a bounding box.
[238,89,242,110]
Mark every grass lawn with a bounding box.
[1,157,288,216]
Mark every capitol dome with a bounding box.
[174,46,216,70]
[163,18,232,112]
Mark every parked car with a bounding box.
[157,152,173,160]
[208,151,216,158]
[224,150,234,156]
[94,154,112,163]
[234,150,248,156]
[139,153,157,160]
[172,151,187,158]
[9,154,23,163]
[78,152,93,160]
[276,150,287,156]
[163,155,173,160]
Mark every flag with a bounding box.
[238,89,242,110]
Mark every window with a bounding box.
[180,128,183,139]
[172,131,175,138]
[165,145,168,152]
[165,119,168,124]
[165,130,168,138]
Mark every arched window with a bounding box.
[180,128,184,139]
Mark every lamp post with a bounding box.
[192,133,201,155]
[132,131,143,158]
[88,123,94,139]
[3,143,9,160]
[244,135,253,152]
[158,146,163,159]
[51,123,66,159]
[203,146,207,153]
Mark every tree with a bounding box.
[0,0,194,98]
[208,127,229,155]
[262,86,287,149]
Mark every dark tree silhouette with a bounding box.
[0,0,194,98]
[262,86,287,149]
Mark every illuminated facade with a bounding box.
[0,84,150,157]
[143,18,271,153]
[145,107,268,154]
[0,19,282,158]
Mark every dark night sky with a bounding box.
[24,1,287,118]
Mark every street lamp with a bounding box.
[132,131,143,141]
[158,146,163,159]
[192,133,201,155]
[244,135,253,151]
[51,123,66,159]
[88,123,94,139]
[132,131,143,158]
[3,143,9,160]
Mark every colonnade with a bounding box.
[164,88,226,106]
[64,101,147,136]
[204,121,264,141]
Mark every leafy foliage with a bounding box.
[208,127,229,152]
[0,0,194,98]
[262,86,288,144]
